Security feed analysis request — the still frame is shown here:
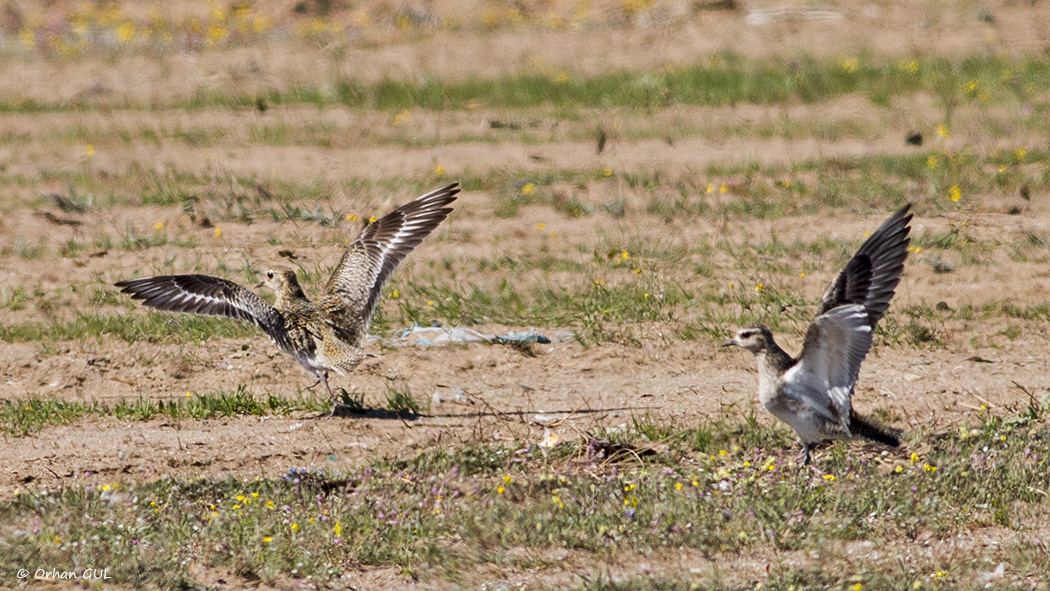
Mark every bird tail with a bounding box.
[849,411,901,448]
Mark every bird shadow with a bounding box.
[332,406,423,420]
[328,405,653,422]
[325,388,654,422]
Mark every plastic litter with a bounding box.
[368,324,563,347]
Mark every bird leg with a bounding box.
[304,374,323,390]
[798,442,814,467]
[318,371,339,419]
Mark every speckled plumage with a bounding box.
[116,183,459,415]
[723,205,912,465]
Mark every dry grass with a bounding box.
[2,1,1050,589]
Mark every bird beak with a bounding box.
[254,281,264,289]
[721,339,737,348]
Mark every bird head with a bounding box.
[721,324,774,354]
[256,266,298,291]
[256,266,306,308]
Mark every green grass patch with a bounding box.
[3,54,1050,114]
[0,311,260,344]
[0,385,328,437]
[3,401,1048,588]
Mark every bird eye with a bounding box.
[266,271,273,279]
[741,330,755,338]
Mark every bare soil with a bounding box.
[2,1,1049,588]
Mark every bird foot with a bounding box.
[325,391,343,419]
[797,444,814,468]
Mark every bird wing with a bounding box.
[815,205,913,327]
[320,183,459,340]
[115,274,292,352]
[782,304,874,431]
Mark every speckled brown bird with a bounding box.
[116,183,459,416]
[722,205,912,465]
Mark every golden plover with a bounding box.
[722,205,912,465]
[116,183,459,416]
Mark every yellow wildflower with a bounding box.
[19,28,35,49]
[117,22,135,43]
[897,60,919,73]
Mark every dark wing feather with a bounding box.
[321,183,459,340]
[815,204,913,327]
[115,274,292,351]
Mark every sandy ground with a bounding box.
[3,188,1047,494]
[1,1,1049,588]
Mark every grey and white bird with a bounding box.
[722,205,912,465]
[116,183,459,416]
